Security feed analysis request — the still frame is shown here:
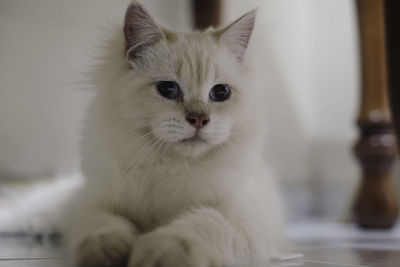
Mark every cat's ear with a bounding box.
[215,9,256,63]
[123,2,164,60]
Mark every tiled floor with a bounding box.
[287,221,400,267]
[0,222,399,267]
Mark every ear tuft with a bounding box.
[216,9,257,63]
[123,2,164,60]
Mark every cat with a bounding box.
[65,2,284,267]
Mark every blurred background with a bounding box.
[0,0,398,226]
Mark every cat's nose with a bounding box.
[186,113,210,129]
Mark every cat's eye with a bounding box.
[156,81,182,100]
[209,84,231,102]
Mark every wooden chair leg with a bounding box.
[353,0,398,229]
[192,0,221,30]
[385,0,400,147]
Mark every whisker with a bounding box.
[221,136,267,176]
[121,138,157,177]
[142,137,167,180]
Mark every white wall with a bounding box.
[223,0,361,218]
[225,0,359,139]
[0,0,190,178]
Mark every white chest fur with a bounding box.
[91,156,242,232]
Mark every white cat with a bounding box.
[66,2,284,267]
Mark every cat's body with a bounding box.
[67,2,284,267]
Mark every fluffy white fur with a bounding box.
[0,174,81,235]
[66,2,284,267]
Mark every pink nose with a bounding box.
[186,113,210,129]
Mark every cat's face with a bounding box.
[119,3,255,158]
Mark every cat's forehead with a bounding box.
[170,33,219,93]
[135,32,232,98]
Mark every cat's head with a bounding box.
[117,2,256,158]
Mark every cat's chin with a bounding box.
[169,140,214,158]
[151,131,226,158]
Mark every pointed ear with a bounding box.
[215,9,256,62]
[123,2,164,60]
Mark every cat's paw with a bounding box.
[129,231,218,267]
[75,230,134,267]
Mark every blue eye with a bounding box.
[155,81,182,100]
[209,84,231,102]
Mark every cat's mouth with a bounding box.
[180,134,206,144]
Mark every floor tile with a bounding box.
[1,222,400,267]
[0,259,67,267]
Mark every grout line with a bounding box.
[303,259,373,267]
[0,257,64,261]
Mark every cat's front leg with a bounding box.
[129,207,251,267]
[69,210,138,267]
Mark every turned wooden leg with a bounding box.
[353,0,398,229]
[385,0,400,148]
[192,0,221,30]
